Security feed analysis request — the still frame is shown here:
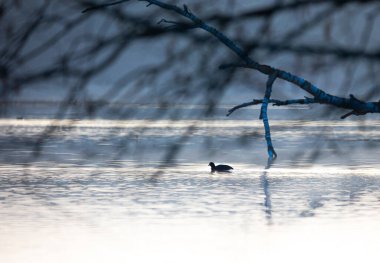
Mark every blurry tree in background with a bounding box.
[1,0,380,164]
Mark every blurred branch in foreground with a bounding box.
[1,0,379,165]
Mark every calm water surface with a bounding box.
[1,113,380,263]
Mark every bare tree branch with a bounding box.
[220,63,380,117]
[82,0,380,159]
[227,97,317,116]
[261,74,277,160]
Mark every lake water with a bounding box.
[0,105,380,263]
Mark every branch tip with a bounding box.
[183,4,189,13]
[81,0,129,13]
[341,111,354,119]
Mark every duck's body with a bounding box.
[208,162,233,172]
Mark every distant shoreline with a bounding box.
[0,100,308,110]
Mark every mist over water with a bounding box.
[1,105,380,263]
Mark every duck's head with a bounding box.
[208,162,215,168]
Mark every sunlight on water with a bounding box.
[1,118,380,166]
[2,119,380,143]
[1,117,380,262]
[1,164,380,263]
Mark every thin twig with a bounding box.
[227,97,317,116]
[82,0,130,13]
